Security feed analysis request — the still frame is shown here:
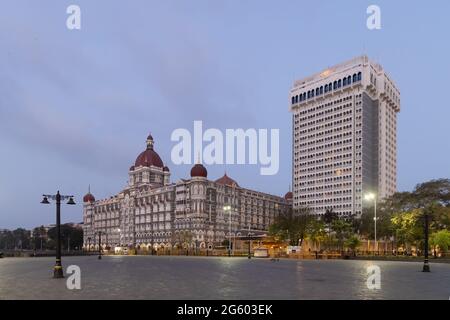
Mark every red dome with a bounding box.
[83,193,95,203]
[284,191,293,200]
[134,134,164,168]
[215,173,239,187]
[135,149,163,168]
[163,166,170,172]
[190,163,207,178]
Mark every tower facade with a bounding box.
[290,56,400,216]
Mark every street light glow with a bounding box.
[364,193,375,201]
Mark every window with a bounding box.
[316,88,319,96]
[295,95,298,103]
[307,91,310,99]
[320,86,323,94]
[303,93,306,100]
[333,81,337,90]
[325,84,328,92]
[357,72,362,81]
[352,73,357,82]
[343,77,347,86]
[347,76,351,84]
[338,79,341,88]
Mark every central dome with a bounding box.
[134,134,164,168]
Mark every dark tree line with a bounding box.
[0,224,83,251]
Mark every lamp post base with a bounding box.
[422,260,430,272]
[53,265,64,278]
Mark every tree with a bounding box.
[430,230,450,256]
[0,230,15,250]
[47,224,83,251]
[391,209,423,253]
[322,208,338,226]
[345,235,361,256]
[269,207,314,246]
[307,219,326,251]
[32,225,48,250]
[11,228,31,250]
[331,219,353,251]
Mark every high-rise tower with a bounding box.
[290,56,400,216]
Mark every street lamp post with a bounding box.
[41,191,76,278]
[96,231,103,259]
[248,231,254,259]
[364,193,377,253]
[223,205,232,257]
[423,211,430,272]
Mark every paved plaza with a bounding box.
[1,256,449,299]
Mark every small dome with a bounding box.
[83,193,95,203]
[163,166,170,172]
[284,191,293,200]
[215,173,239,187]
[190,163,207,178]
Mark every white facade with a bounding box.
[290,55,400,216]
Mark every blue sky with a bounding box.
[1,1,449,229]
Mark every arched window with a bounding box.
[353,73,357,82]
[343,77,347,86]
[295,95,298,103]
[324,84,328,92]
[315,88,319,96]
[329,82,332,90]
[357,72,362,81]
[299,94,302,102]
[311,90,315,97]
[307,91,310,99]
[303,93,306,100]
[347,76,351,84]
[333,81,337,90]
[320,86,323,94]
[338,79,341,87]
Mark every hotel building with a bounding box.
[290,56,400,216]
[82,134,291,250]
